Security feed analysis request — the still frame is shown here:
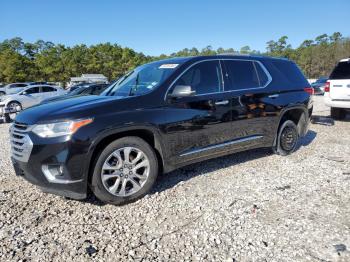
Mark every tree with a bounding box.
[240,46,251,54]
[1,33,350,84]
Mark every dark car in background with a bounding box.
[41,83,108,104]
[311,77,328,95]
[10,55,313,205]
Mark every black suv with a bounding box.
[10,55,313,205]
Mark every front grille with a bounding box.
[10,122,33,162]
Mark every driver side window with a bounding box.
[174,60,222,95]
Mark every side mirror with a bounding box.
[168,85,196,98]
[21,91,27,95]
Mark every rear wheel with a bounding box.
[273,120,299,156]
[90,136,159,205]
[5,101,22,123]
[331,107,346,120]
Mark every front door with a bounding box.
[21,86,41,108]
[163,60,233,164]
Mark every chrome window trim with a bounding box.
[164,58,273,101]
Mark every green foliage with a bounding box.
[265,32,350,78]
[0,33,349,84]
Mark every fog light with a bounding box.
[42,164,65,182]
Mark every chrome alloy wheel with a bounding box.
[101,147,150,197]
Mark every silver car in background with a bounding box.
[1,83,29,96]
[0,85,67,122]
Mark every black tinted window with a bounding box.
[175,61,221,95]
[254,62,269,86]
[270,60,307,86]
[224,60,260,90]
[25,87,39,94]
[92,85,106,95]
[11,84,26,88]
[330,61,350,79]
[80,87,93,95]
[42,86,56,92]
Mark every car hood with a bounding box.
[16,95,126,124]
[41,94,78,104]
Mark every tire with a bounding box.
[90,136,159,205]
[5,101,22,123]
[273,120,299,156]
[331,107,346,120]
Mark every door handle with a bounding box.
[268,94,279,98]
[215,100,229,105]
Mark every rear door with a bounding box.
[221,59,276,147]
[41,85,58,100]
[329,60,350,100]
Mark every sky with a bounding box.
[1,0,349,56]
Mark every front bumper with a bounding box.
[10,123,90,200]
[12,158,87,199]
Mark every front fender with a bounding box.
[83,124,167,179]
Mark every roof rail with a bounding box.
[217,53,267,57]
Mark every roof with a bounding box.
[152,54,290,65]
[23,84,60,89]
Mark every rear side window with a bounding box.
[329,61,350,79]
[254,62,269,86]
[174,60,222,95]
[270,60,307,86]
[224,60,268,90]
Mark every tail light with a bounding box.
[304,87,314,95]
[324,81,330,92]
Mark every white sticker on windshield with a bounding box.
[159,64,179,69]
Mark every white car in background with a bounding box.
[0,85,67,122]
[0,83,29,96]
[324,58,350,119]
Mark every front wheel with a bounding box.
[90,136,159,205]
[5,101,22,123]
[273,120,299,156]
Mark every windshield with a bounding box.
[102,61,179,97]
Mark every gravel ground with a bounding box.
[0,96,349,262]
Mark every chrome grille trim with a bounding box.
[10,122,33,162]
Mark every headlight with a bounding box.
[32,118,93,138]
